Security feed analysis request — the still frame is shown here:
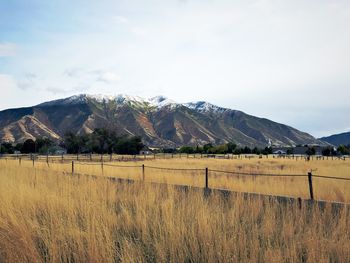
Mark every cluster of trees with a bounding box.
[306,145,349,156]
[337,145,350,155]
[63,129,144,155]
[1,131,349,156]
[0,129,144,155]
[0,137,55,154]
[176,143,273,155]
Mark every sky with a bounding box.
[0,0,349,138]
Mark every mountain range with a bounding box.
[0,94,325,148]
[319,132,350,146]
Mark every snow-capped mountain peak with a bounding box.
[115,94,147,104]
[148,96,176,108]
[38,94,226,113]
[183,101,228,113]
[37,94,89,107]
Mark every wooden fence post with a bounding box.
[72,161,74,174]
[205,168,209,189]
[19,157,21,166]
[101,161,104,175]
[308,172,314,200]
[142,164,145,181]
[32,157,35,167]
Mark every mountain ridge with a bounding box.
[319,132,350,146]
[0,94,325,148]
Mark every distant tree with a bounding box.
[36,137,54,154]
[306,147,316,156]
[21,139,36,153]
[252,147,260,155]
[233,148,242,155]
[322,147,336,156]
[201,143,211,153]
[64,132,82,154]
[179,146,195,154]
[286,148,294,155]
[15,143,23,152]
[241,146,252,154]
[209,144,228,154]
[114,136,144,155]
[87,129,114,153]
[64,129,144,154]
[337,145,349,155]
[226,142,237,153]
[162,148,177,153]
[0,142,14,154]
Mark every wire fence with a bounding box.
[0,153,349,163]
[1,155,349,202]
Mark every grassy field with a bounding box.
[0,162,349,262]
[5,156,350,202]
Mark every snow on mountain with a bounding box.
[148,96,176,108]
[39,94,228,114]
[38,94,89,107]
[39,94,180,109]
[183,101,228,113]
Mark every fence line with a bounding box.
[144,165,203,171]
[1,157,350,202]
[312,174,350,181]
[1,153,349,163]
[208,169,307,177]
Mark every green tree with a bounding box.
[36,137,54,154]
[179,146,194,154]
[226,142,237,153]
[22,139,36,153]
[306,147,316,156]
[0,142,14,154]
[337,145,349,155]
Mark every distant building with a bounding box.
[272,146,328,155]
[273,150,286,155]
[139,146,153,155]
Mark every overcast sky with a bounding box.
[0,0,349,137]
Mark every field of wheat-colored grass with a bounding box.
[0,161,349,262]
[7,155,350,202]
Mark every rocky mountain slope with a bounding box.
[319,132,350,146]
[0,94,324,147]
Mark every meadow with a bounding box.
[6,155,350,202]
[0,156,349,262]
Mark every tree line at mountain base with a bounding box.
[1,128,350,156]
[0,129,144,155]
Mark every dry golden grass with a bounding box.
[0,162,349,262]
[10,155,350,202]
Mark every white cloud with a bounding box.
[0,74,17,89]
[63,68,83,78]
[46,86,68,94]
[17,72,37,90]
[96,71,121,83]
[0,42,17,57]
